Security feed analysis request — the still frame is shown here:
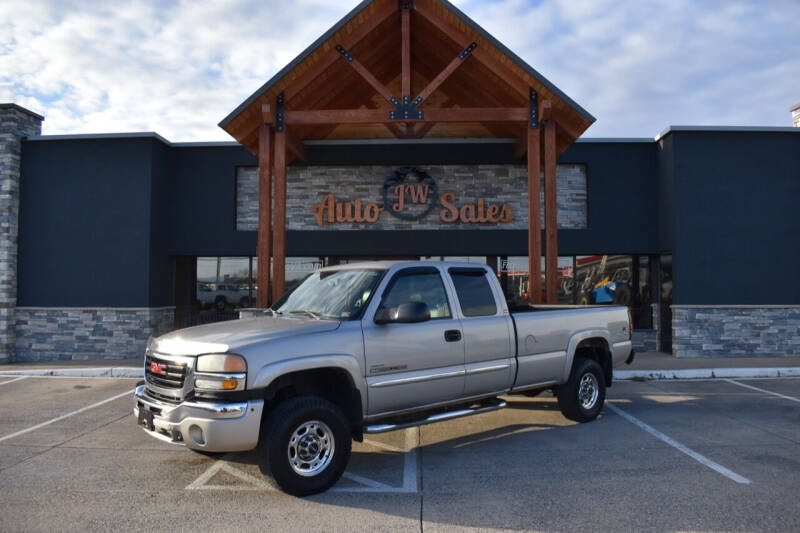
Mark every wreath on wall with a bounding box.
[381,167,439,221]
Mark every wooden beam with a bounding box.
[261,104,273,124]
[413,43,476,106]
[544,119,558,304]
[527,126,542,305]
[414,1,529,99]
[336,45,397,104]
[272,127,287,303]
[257,124,272,308]
[410,41,519,138]
[401,6,411,97]
[285,107,528,125]
[286,130,307,160]
[284,1,397,102]
[412,120,437,139]
[365,99,408,138]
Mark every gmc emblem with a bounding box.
[149,362,166,375]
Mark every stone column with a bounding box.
[0,104,43,363]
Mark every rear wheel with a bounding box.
[556,357,606,422]
[259,396,351,496]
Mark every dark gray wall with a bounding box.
[18,138,155,307]
[657,134,675,254]
[559,141,658,255]
[668,131,800,305]
[18,131,798,308]
[167,145,256,257]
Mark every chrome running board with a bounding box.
[364,398,506,434]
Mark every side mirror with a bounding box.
[374,302,431,325]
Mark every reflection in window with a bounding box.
[498,256,574,304]
[196,257,252,312]
[381,272,451,319]
[575,255,632,306]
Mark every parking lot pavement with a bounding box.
[0,377,798,532]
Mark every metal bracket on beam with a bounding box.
[399,0,413,9]
[335,45,354,63]
[276,92,285,133]
[459,42,477,60]
[529,88,538,129]
[389,95,424,120]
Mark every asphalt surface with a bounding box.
[0,375,798,532]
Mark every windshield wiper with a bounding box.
[288,309,321,320]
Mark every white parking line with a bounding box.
[0,376,29,386]
[606,403,751,485]
[725,379,800,404]
[0,389,132,443]
[186,428,420,494]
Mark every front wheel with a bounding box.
[259,396,351,496]
[556,357,606,422]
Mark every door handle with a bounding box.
[444,330,462,342]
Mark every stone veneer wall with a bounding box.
[14,307,175,362]
[237,164,587,231]
[632,329,658,352]
[672,306,800,357]
[0,104,43,363]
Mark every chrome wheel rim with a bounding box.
[578,373,599,410]
[287,420,335,477]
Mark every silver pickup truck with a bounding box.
[134,261,634,495]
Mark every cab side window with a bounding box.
[380,271,452,319]
[450,269,498,317]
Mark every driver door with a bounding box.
[362,267,465,416]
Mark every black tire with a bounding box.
[239,296,251,308]
[259,396,351,496]
[614,284,632,306]
[214,297,227,312]
[556,357,606,423]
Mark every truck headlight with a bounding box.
[196,354,246,373]
[194,354,247,393]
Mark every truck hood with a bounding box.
[152,317,341,355]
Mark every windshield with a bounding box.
[274,268,385,320]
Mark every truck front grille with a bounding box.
[145,355,188,390]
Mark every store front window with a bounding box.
[498,256,574,305]
[495,254,654,329]
[189,256,322,325]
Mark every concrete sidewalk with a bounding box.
[1,351,799,380]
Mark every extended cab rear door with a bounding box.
[362,266,466,416]
[446,267,515,397]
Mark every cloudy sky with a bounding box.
[1,0,798,141]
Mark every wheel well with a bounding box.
[262,367,364,440]
[573,338,612,387]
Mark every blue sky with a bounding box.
[1,0,798,141]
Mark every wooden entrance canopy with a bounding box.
[219,0,595,307]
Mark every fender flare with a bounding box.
[252,353,367,413]
[561,329,611,383]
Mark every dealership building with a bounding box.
[1,0,798,363]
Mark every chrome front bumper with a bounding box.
[133,385,264,452]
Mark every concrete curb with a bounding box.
[615,367,800,381]
[1,367,799,381]
[0,367,143,378]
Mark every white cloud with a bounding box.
[1,0,798,140]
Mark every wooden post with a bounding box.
[272,126,287,303]
[256,124,272,308]
[401,5,411,98]
[544,119,558,304]
[527,126,542,304]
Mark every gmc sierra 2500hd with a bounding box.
[134,261,634,495]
